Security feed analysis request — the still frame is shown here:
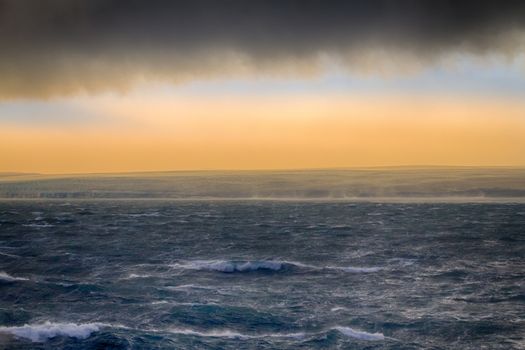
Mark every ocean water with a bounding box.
[0,200,524,349]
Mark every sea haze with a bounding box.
[1,167,525,200]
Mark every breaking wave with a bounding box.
[330,306,349,312]
[165,284,217,291]
[0,322,107,342]
[167,327,305,340]
[333,326,385,340]
[169,260,382,274]
[22,223,55,228]
[0,271,29,282]
[165,326,384,341]
[0,322,384,343]
[122,273,154,279]
[338,266,382,273]
[169,260,284,273]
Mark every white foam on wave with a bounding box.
[281,261,382,273]
[169,259,382,274]
[167,327,305,340]
[0,271,29,282]
[151,300,217,307]
[122,273,153,279]
[330,306,349,312]
[0,322,106,342]
[166,326,383,341]
[333,326,385,341]
[22,223,54,228]
[337,266,383,273]
[168,328,250,339]
[170,260,284,273]
[166,284,216,291]
[0,322,384,343]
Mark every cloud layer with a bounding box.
[1,0,525,98]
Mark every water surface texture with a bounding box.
[0,201,524,349]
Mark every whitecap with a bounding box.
[166,326,383,341]
[330,306,349,312]
[0,271,29,282]
[272,260,382,273]
[333,326,384,341]
[167,328,251,339]
[22,223,54,228]
[167,327,305,340]
[169,259,382,274]
[170,260,283,273]
[337,266,383,273]
[282,261,382,273]
[122,273,153,279]
[166,284,216,291]
[0,322,106,342]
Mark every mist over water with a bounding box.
[0,200,524,349]
[1,168,525,200]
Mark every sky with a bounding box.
[1,0,525,173]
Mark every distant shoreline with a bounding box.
[1,197,525,204]
[2,168,524,202]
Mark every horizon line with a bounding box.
[2,165,525,177]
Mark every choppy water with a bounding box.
[0,200,524,349]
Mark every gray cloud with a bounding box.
[1,0,524,99]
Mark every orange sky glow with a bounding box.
[2,93,524,173]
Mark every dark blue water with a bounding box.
[0,201,524,349]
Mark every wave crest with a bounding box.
[0,322,106,342]
[167,327,305,340]
[169,260,382,274]
[338,266,382,273]
[0,271,29,282]
[166,326,383,341]
[333,326,385,340]
[170,260,284,273]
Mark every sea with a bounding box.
[0,200,524,349]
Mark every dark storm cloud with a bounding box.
[1,0,524,99]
